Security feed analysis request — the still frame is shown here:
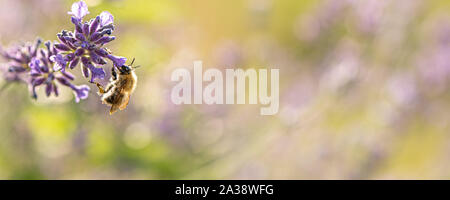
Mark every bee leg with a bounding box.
[111,67,117,81]
[105,84,114,93]
[95,82,106,94]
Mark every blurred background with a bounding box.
[0,0,450,179]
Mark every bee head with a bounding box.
[118,65,132,75]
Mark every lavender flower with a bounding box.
[56,75,90,103]
[68,0,89,20]
[0,0,129,105]
[29,57,58,99]
[28,42,90,101]
[55,0,126,83]
[0,39,41,82]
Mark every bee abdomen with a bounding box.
[102,88,124,105]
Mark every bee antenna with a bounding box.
[130,58,135,66]
[132,65,141,70]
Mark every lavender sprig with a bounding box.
[28,41,90,101]
[55,1,126,83]
[0,0,128,103]
[0,39,41,82]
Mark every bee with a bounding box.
[95,58,138,115]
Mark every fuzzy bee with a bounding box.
[95,58,138,115]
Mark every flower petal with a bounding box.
[61,70,75,80]
[53,83,59,97]
[56,76,72,87]
[8,66,27,73]
[87,64,106,83]
[82,22,90,36]
[81,65,90,78]
[69,57,80,69]
[54,43,71,51]
[32,77,46,86]
[50,54,67,71]
[74,48,85,56]
[29,57,42,76]
[90,16,101,34]
[95,36,115,45]
[72,85,90,103]
[94,48,109,57]
[90,51,107,65]
[45,83,53,97]
[107,54,127,67]
[68,1,89,20]
[99,11,114,26]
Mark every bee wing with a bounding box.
[119,92,131,110]
[110,89,126,115]
[110,103,120,115]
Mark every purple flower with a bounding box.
[28,57,58,99]
[81,57,105,83]
[72,85,90,102]
[0,0,130,106]
[28,46,90,102]
[50,54,68,71]
[107,54,127,67]
[0,39,42,82]
[99,11,114,26]
[56,76,90,103]
[68,1,89,20]
[54,1,126,83]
